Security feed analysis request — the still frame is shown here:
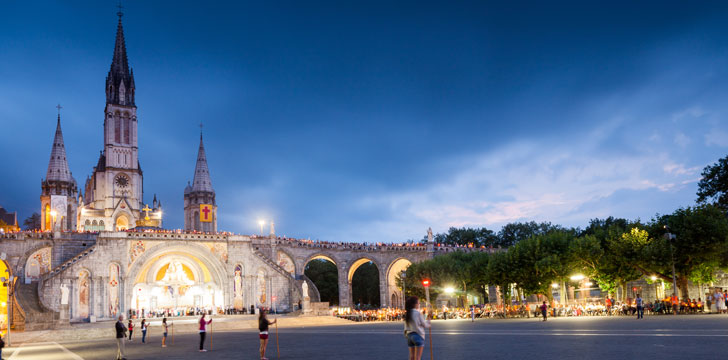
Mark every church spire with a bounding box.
[106,9,135,106]
[45,106,74,183]
[191,129,214,193]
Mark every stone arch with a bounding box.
[385,258,413,309]
[303,253,338,269]
[347,257,380,283]
[123,243,228,315]
[347,257,382,308]
[115,214,129,231]
[301,253,340,306]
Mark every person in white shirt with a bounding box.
[404,296,431,360]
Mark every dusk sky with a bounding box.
[2,1,728,243]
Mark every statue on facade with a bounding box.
[302,281,309,299]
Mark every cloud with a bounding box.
[663,163,700,176]
[674,132,691,148]
[671,106,705,123]
[705,130,728,147]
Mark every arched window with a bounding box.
[123,116,130,144]
[114,115,121,143]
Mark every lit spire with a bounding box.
[45,106,74,183]
[191,126,214,192]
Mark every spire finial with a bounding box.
[117,0,124,18]
[56,104,62,116]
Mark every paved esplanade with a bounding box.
[4,316,728,359]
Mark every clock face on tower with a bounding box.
[114,174,129,188]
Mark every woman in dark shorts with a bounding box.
[258,308,277,360]
[161,317,170,347]
[404,296,430,360]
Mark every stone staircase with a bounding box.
[253,249,296,280]
[42,244,97,280]
[14,281,59,331]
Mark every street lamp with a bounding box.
[444,287,455,295]
[664,225,679,303]
[258,220,265,236]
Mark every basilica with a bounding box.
[40,11,216,234]
[0,10,431,331]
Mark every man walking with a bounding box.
[540,301,548,321]
[115,315,128,360]
[635,294,644,319]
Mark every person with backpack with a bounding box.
[404,296,430,360]
[258,308,277,360]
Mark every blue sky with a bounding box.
[2,1,728,242]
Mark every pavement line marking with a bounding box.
[7,345,22,360]
[289,329,728,337]
[53,341,85,360]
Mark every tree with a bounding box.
[572,218,643,299]
[697,155,728,211]
[304,259,339,305]
[506,231,576,301]
[496,221,564,247]
[432,227,499,247]
[23,212,41,230]
[641,205,728,298]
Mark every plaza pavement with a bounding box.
[3,315,728,359]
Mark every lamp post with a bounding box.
[50,210,57,232]
[1,275,14,346]
[401,271,406,309]
[664,226,679,301]
[421,279,433,360]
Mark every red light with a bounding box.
[632,287,637,292]
[422,279,431,288]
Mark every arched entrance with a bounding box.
[386,258,412,309]
[348,258,380,309]
[303,255,339,305]
[115,215,129,231]
[126,246,227,317]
